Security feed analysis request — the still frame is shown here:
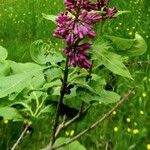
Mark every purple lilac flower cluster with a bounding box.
[54,0,117,69]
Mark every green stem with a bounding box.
[33,100,44,117]
[30,85,40,109]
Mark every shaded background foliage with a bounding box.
[0,0,150,150]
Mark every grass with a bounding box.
[0,0,150,149]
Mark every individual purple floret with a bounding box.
[80,10,103,24]
[74,22,96,39]
[105,7,117,18]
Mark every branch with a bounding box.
[52,88,135,150]
[54,115,67,139]
[10,124,29,150]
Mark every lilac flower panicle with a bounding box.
[64,42,92,69]
[64,0,97,12]
[54,0,117,69]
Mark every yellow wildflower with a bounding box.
[126,118,131,123]
[4,119,8,124]
[128,32,133,35]
[133,129,139,134]
[119,23,122,26]
[134,122,138,126]
[65,131,69,136]
[132,27,135,30]
[112,111,116,115]
[116,27,119,30]
[70,130,75,137]
[127,128,131,133]
[147,144,150,150]
[142,92,147,97]
[114,127,118,132]
[143,77,147,81]
[140,110,144,115]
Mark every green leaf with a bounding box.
[77,89,100,103]
[126,33,147,56]
[52,86,61,95]
[37,105,56,117]
[8,61,41,74]
[88,75,120,104]
[0,106,23,121]
[54,137,86,150]
[105,33,147,56]
[93,43,132,79]
[75,83,101,103]
[0,67,43,98]
[30,40,64,65]
[68,68,89,83]
[105,35,135,50]
[76,87,120,104]
[41,79,61,96]
[70,74,105,103]
[43,79,61,90]
[5,61,45,100]
[75,82,101,96]
[42,13,56,23]
[0,46,8,61]
[11,101,33,115]
[98,90,121,104]
[30,40,51,65]
[44,67,62,82]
